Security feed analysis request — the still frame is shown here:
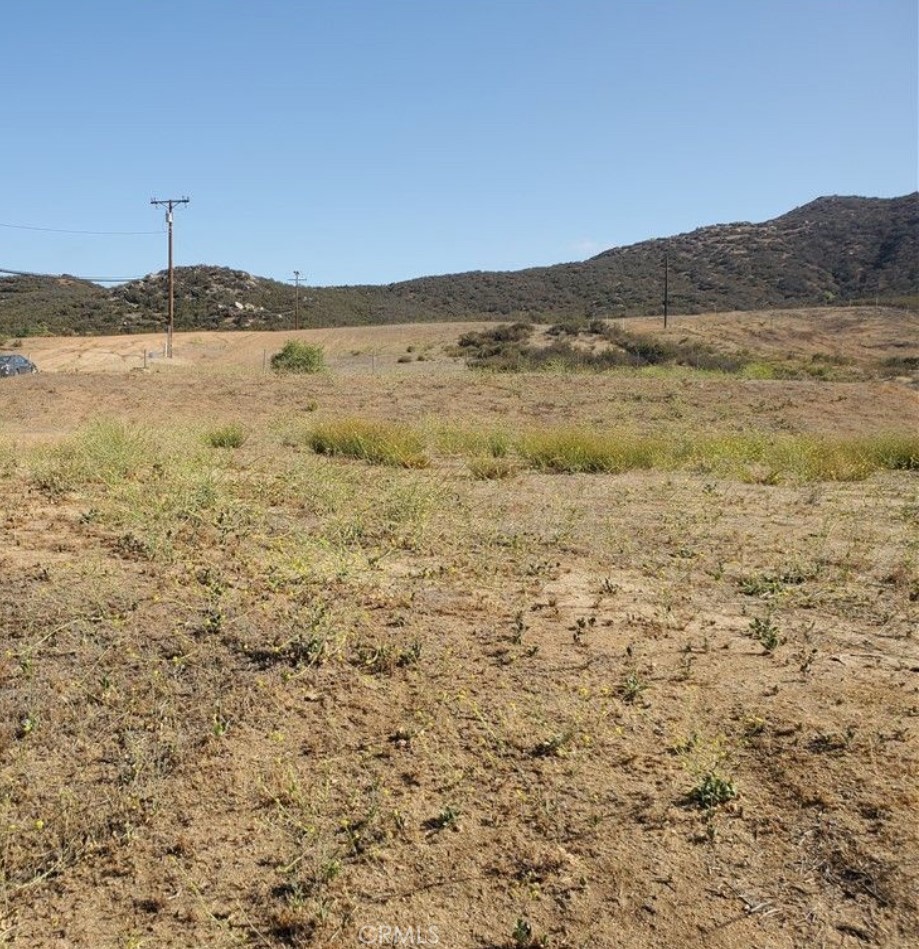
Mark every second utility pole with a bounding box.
[293,270,301,330]
[150,196,190,358]
[663,251,669,329]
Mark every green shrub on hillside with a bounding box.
[271,340,325,373]
[458,320,748,373]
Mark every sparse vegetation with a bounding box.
[1,313,916,947]
[300,420,919,483]
[457,319,752,373]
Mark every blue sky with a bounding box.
[1,0,916,286]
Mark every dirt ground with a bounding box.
[0,308,917,948]
[629,306,919,369]
[15,305,919,378]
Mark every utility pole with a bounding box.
[150,196,190,358]
[293,270,301,331]
[663,251,669,329]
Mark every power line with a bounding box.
[0,221,161,236]
[0,266,147,283]
[72,276,148,284]
[0,266,53,277]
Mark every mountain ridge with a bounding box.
[0,193,915,337]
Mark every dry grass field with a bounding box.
[0,308,917,948]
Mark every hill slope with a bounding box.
[1,193,915,336]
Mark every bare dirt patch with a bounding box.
[17,321,487,376]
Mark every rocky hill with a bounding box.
[1,193,915,337]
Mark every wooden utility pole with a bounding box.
[150,196,189,358]
[663,251,669,329]
[293,270,301,330]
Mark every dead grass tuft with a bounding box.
[307,417,430,468]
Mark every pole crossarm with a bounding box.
[150,197,190,210]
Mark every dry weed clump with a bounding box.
[467,456,518,480]
[307,417,429,468]
[512,428,919,482]
[204,421,247,448]
[295,414,919,483]
[429,422,510,459]
[717,432,917,482]
[516,427,663,473]
[28,418,156,496]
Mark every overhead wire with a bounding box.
[0,221,162,236]
[1,217,161,282]
[0,214,166,282]
[0,267,149,283]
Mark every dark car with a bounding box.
[0,354,38,377]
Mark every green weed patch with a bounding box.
[307,418,429,468]
[517,428,662,473]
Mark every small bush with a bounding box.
[684,433,919,483]
[457,322,533,349]
[271,340,325,374]
[765,434,919,481]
